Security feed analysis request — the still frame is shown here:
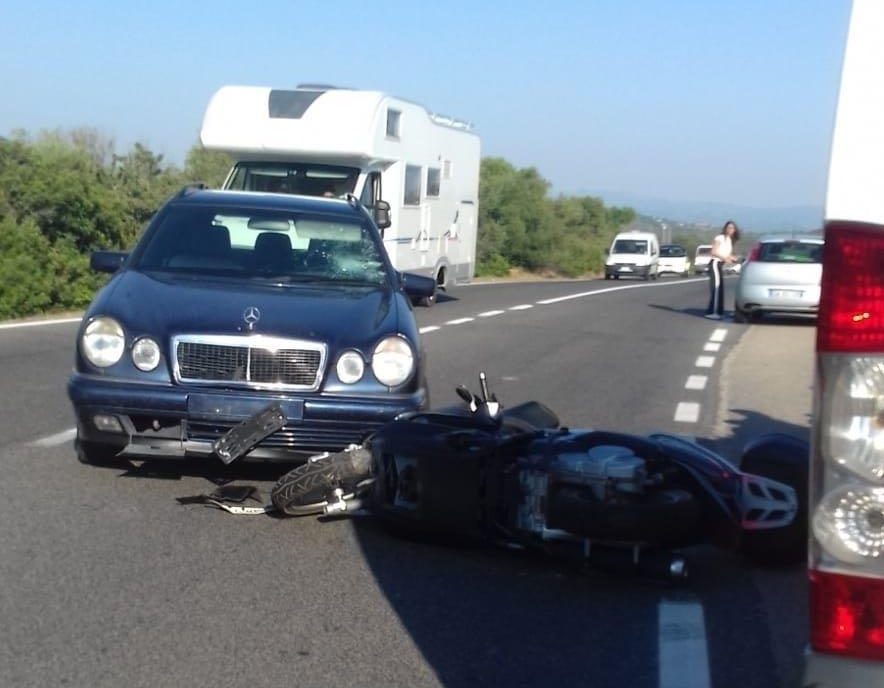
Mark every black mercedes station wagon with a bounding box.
[67,187,434,464]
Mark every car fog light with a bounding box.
[93,414,124,433]
[813,485,884,563]
[82,317,125,368]
[372,336,414,387]
[132,337,161,371]
[336,351,365,384]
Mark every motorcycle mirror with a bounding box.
[456,386,474,404]
[479,371,490,402]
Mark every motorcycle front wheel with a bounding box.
[271,447,372,516]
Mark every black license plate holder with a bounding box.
[212,403,287,464]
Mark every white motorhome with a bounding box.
[200,85,481,298]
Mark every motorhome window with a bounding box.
[427,168,441,197]
[268,90,323,119]
[135,206,386,284]
[386,109,401,138]
[404,165,422,205]
[228,163,359,197]
[443,160,452,179]
[612,240,648,254]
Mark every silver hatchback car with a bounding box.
[734,236,824,322]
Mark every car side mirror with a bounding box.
[604,248,610,256]
[90,251,129,274]
[399,271,436,300]
[374,199,391,233]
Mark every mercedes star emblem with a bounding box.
[243,306,261,330]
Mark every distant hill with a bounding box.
[583,190,822,233]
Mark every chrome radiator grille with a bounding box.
[173,335,326,391]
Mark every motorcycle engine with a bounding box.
[552,445,647,501]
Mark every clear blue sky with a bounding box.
[1,0,851,208]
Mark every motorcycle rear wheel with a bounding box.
[547,487,700,544]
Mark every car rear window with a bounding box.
[660,246,686,257]
[757,241,823,263]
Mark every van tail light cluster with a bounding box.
[810,221,884,661]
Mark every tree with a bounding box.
[184,145,232,187]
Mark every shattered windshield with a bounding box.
[134,205,387,286]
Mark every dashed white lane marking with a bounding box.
[0,317,82,331]
[508,304,533,311]
[445,317,475,325]
[478,310,504,318]
[30,427,77,447]
[685,375,708,390]
[658,599,711,688]
[419,326,441,334]
[703,342,721,352]
[674,402,701,423]
[695,356,716,368]
[709,328,728,343]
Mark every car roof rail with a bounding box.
[175,182,209,199]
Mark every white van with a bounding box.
[694,244,713,274]
[604,231,660,280]
[199,84,481,300]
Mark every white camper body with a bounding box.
[200,85,481,287]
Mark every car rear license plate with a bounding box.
[769,289,803,298]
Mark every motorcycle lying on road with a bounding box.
[216,373,809,580]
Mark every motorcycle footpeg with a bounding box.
[213,403,287,464]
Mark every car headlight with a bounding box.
[336,350,365,384]
[82,317,125,368]
[372,336,414,387]
[132,337,161,372]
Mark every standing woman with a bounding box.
[705,220,739,319]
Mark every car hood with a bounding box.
[92,270,401,350]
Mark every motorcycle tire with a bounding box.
[738,433,809,566]
[547,486,700,544]
[271,449,371,516]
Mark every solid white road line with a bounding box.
[658,600,711,688]
[30,428,77,447]
[695,356,716,368]
[0,317,82,331]
[478,310,505,317]
[674,402,701,423]
[508,304,534,311]
[703,342,722,352]
[445,317,475,325]
[685,375,708,391]
[709,328,728,343]
[419,326,441,334]
[536,279,705,305]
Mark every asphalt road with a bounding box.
[0,276,815,688]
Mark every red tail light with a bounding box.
[745,243,760,263]
[810,570,884,660]
[817,222,884,353]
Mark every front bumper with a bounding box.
[605,264,650,278]
[68,372,428,461]
[803,649,884,687]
